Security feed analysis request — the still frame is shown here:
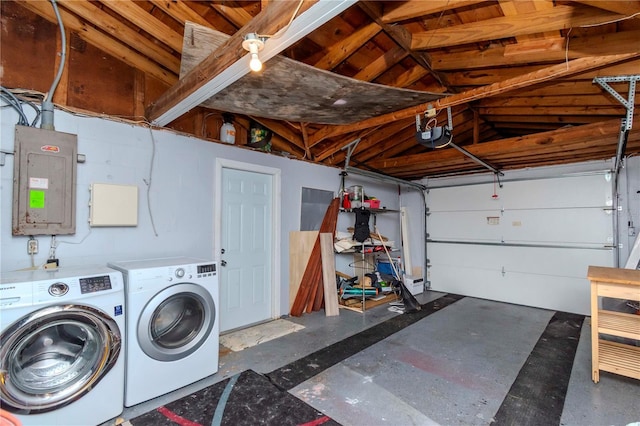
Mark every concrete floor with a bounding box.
[105,291,640,426]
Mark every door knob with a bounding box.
[220,260,227,267]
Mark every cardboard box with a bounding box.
[404,275,424,295]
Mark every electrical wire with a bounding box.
[144,126,160,237]
[54,229,93,246]
[259,0,305,40]
[565,28,572,70]
[1,87,30,126]
[579,11,640,27]
[45,0,66,103]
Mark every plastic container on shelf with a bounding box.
[348,185,364,202]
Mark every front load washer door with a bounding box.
[0,305,122,414]
[138,283,215,362]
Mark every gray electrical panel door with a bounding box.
[12,125,77,235]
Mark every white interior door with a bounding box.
[219,167,273,332]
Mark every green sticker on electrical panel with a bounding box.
[29,190,45,209]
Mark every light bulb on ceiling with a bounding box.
[249,52,262,72]
[242,33,266,73]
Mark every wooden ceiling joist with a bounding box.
[431,30,640,71]
[99,0,184,52]
[411,5,624,50]
[380,0,487,23]
[57,0,181,73]
[20,0,177,86]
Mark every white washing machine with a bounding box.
[108,257,219,407]
[0,266,125,426]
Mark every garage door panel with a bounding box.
[427,172,614,314]
[429,174,612,211]
[429,208,612,245]
[428,262,593,314]
[500,208,612,245]
[428,243,611,277]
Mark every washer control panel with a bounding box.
[197,263,216,278]
[79,275,113,294]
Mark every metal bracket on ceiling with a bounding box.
[594,75,638,131]
[340,138,361,170]
[594,75,639,175]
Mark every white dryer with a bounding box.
[0,266,125,426]
[108,257,219,407]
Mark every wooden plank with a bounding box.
[367,117,637,171]
[313,21,382,70]
[587,266,640,286]
[177,22,441,125]
[148,0,212,27]
[380,0,486,23]
[573,0,640,16]
[289,231,319,312]
[320,233,339,316]
[58,0,181,73]
[477,106,625,116]
[291,198,340,317]
[338,292,398,312]
[431,30,640,71]
[19,1,176,86]
[353,46,408,82]
[305,54,638,144]
[499,0,558,43]
[99,0,184,52]
[436,55,640,108]
[445,60,640,86]
[411,5,623,50]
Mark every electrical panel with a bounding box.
[12,125,77,236]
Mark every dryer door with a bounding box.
[0,305,122,414]
[138,282,215,361]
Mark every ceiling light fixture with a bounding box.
[242,33,267,72]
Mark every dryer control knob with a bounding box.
[49,282,69,297]
[175,268,185,279]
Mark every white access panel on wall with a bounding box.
[89,183,138,226]
[427,173,614,314]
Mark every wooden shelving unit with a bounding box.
[587,265,640,383]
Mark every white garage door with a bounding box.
[427,173,615,314]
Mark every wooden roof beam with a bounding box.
[308,53,639,144]
[368,117,638,171]
[312,21,382,70]
[99,0,184,52]
[19,1,176,86]
[446,59,640,86]
[148,0,212,27]
[431,29,640,71]
[57,0,180,73]
[358,1,450,90]
[380,0,486,23]
[411,5,623,50]
[571,1,640,16]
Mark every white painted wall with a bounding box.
[0,107,403,316]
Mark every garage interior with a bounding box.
[1,1,639,425]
